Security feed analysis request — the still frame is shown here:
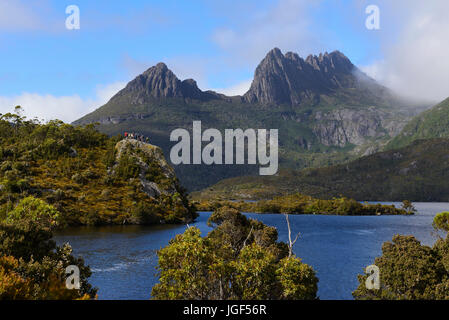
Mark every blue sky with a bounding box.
[1,0,448,121]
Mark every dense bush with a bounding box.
[0,197,96,300]
[152,207,318,300]
[115,154,140,180]
[353,211,449,299]
[130,202,160,224]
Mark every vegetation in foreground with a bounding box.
[0,107,196,226]
[152,206,318,300]
[353,211,449,299]
[1,191,447,300]
[0,197,96,300]
[194,194,413,216]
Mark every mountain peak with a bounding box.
[244,48,363,106]
[266,47,283,58]
[155,62,168,69]
[112,63,219,104]
[141,62,169,76]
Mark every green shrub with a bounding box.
[6,196,63,229]
[130,202,160,225]
[116,154,140,180]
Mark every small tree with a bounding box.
[401,200,416,214]
[433,211,449,234]
[152,207,318,300]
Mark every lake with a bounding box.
[54,202,449,300]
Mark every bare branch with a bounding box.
[284,214,301,257]
[292,232,301,247]
[242,226,254,248]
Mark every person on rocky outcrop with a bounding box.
[123,132,150,143]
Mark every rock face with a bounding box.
[243,48,388,106]
[114,139,178,198]
[112,62,222,105]
[312,108,408,147]
[111,139,197,224]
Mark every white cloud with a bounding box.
[95,82,127,107]
[211,0,324,66]
[0,0,42,31]
[0,82,126,123]
[211,79,252,96]
[360,62,384,83]
[0,0,62,32]
[361,0,449,103]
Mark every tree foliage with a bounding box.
[433,212,449,233]
[6,196,62,229]
[353,212,449,300]
[0,198,96,300]
[152,207,318,300]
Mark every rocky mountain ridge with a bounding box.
[73,48,422,190]
[113,62,225,104]
[243,48,382,105]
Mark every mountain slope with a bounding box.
[192,138,449,202]
[74,48,416,191]
[387,97,449,149]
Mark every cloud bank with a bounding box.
[211,0,449,103]
[211,80,252,96]
[0,82,126,123]
[211,0,323,66]
[361,0,449,103]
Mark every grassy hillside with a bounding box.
[387,97,449,149]
[192,138,449,202]
[0,109,196,226]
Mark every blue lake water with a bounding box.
[54,202,449,300]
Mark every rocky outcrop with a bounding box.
[114,139,178,198]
